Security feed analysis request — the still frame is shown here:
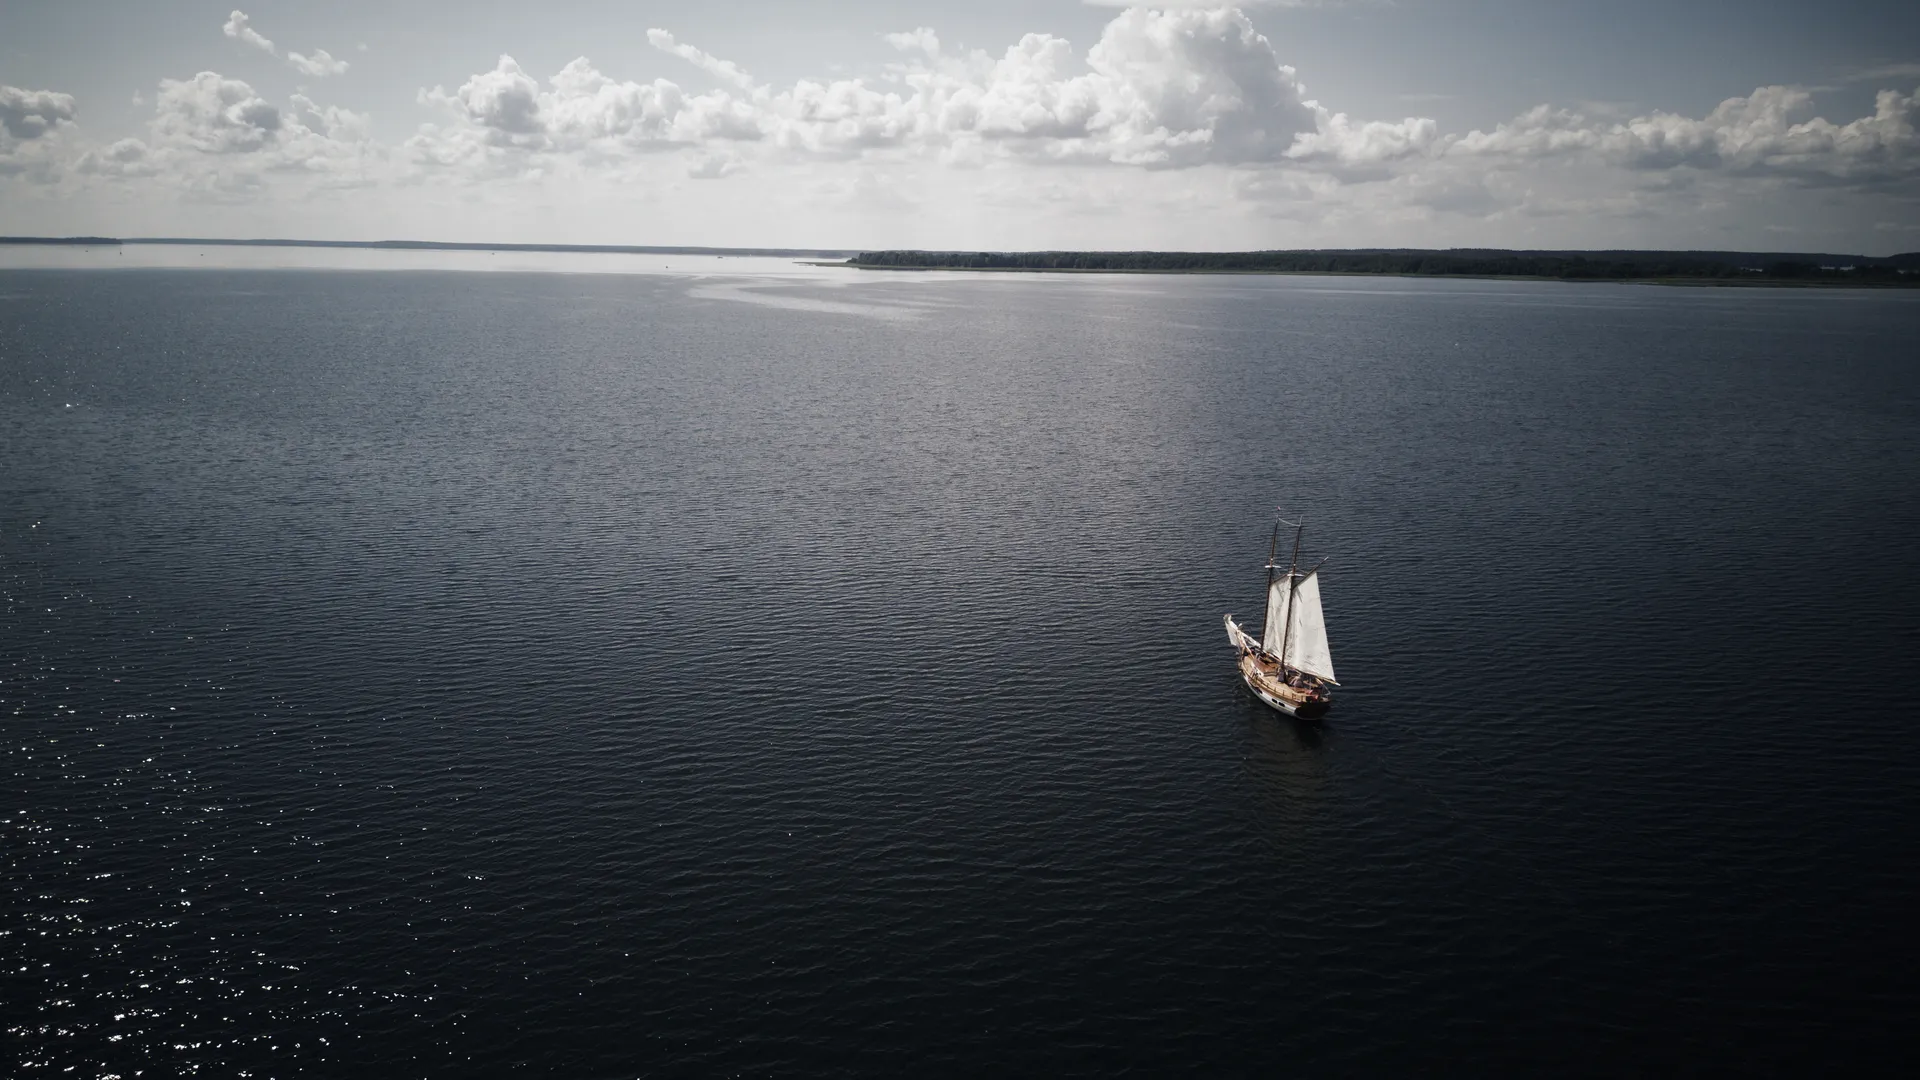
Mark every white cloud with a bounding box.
[423,56,543,142]
[418,8,1329,171]
[75,137,158,178]
[1288,111,1439,170]
[0,85,79,182]
[1448,84,1920,187]
[419,54,766,153]
[1044,7,1318,164]
[1081,0,1330,7]
[57,71,384,197]
[224,10,350,78]
[222,10,275,56]
[883,28,941,58]
[1708,86,1920,184]
[1847,62,1920,84]
[1448,104,1600,160]
[646,29,757,92]
[1,85,77,140]
[289,48,350,78]
[938,7,1323,166]
[153,72,283,154]
[394,5,1920,240]
[16,6,1917,248]
[687,152,740,179]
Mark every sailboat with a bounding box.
[1223,516,1338,719]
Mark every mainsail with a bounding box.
[1261,576,1292,655]
[1283,570,1336,683]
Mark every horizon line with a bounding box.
[2,236,1916,260]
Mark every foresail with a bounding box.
[1283,570,1336,683]
[1261,577,1292,655]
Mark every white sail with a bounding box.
[1283,570,1336,683]
[1261,576,1292,655]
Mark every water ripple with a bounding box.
[4,267,1916,1075]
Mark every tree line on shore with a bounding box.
[849,249,1920,282]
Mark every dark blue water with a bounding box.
[5,265,1917,1075]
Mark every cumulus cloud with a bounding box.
[1447,104,1597,160]
[1044,6,1318,164]
[25,4,1915,238]
[289,48,350,78]
[0,85,79,181]
[1698,86,1920,183]
[1081,0,1329,6]
[415,53,762,167]
[421,56,542,142]
[75,137,158,178]
[223,10,275,55]
[419,8,1330,170]
[1288,111,1439,170]
[856,8,1325,166]
[54,71,383,196]
[153,72,283,153]
[0,85,77,140]
[1449,84,1920,187]
[1228,81,1920,237]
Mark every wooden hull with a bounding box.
[1238,654,1331,720]
[1225,615,1332,720]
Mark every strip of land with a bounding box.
[847,248,1920,285]
[6,237,1916,285]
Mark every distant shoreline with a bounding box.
[6,237,1916,287]
[835,264,1916,288]
[847,248,1920,287]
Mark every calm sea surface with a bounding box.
[4,251,1917,1075]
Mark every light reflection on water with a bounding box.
[4,263,1916,1076]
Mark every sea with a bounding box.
[4,246,1917,1076]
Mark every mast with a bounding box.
[1260,519,1280,645]
[1278,520,1304,670]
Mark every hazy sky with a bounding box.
[3,1,1917,251]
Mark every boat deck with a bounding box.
[1238,653,1321,707]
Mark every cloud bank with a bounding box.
[59,70,375,196]
[397,7,1917,195]
[7,5,1918,248]
[409,9,1409,169]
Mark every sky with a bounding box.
[2,1,1918,252]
